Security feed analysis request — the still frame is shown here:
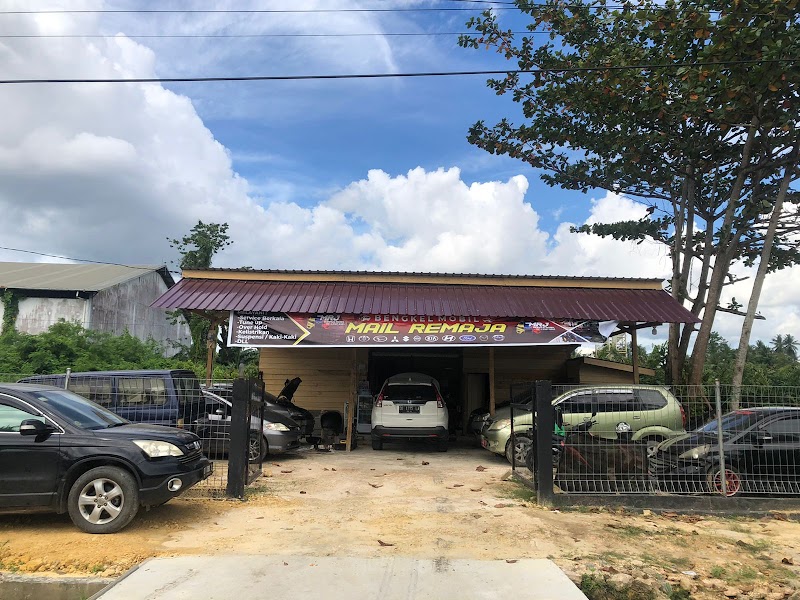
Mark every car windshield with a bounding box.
[696,410,762,439]
[383,384,436,401]
[32,390,129,430]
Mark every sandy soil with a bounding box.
[1,441,799,597]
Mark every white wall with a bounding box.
[12,297,88,334]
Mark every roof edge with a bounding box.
[181,269,664,290]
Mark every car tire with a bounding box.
[371,438,383,450]
[707,464,744,497]
[505,434,533,465]
[67,466,139,534]
[437,440,448,452]
[248,432,268,463]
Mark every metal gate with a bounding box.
[226,378,265,498]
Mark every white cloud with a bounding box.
[0,1,798,349]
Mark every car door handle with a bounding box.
[633,416,641,420]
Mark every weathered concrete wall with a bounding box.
[12,297,87,335]
[91,271,190,355]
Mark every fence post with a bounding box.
[226,377,250,499]
[714,379,727,497]
[535,380,554,506]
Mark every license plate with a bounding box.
[399,405,420,414]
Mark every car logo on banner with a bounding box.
[442,335,456,342]
[493,335,505,341]
[413,336,422,342]
[425,335,438,342]
[374,335,388,342]
[479,335,489,341]
[346,336,356,343]
[459,335,476,342]
[358,336,370,342]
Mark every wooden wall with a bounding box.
[259,347,364,412]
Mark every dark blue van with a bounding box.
[17,370,204,427]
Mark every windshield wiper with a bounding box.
[106,422,128,428]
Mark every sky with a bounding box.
[0,0,797,348]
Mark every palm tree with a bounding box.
[783,334,799,360]
[771,334,785,355]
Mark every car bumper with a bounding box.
[139,458,213,506]
[265,430,302,454]
[481,427,511,456]
[371,426,448,441]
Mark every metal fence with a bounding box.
[0,373,287,498]
[492,382,800,500]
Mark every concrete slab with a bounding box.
[94,555,587,600]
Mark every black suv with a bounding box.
[0,383,212,533]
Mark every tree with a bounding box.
[460,0,800,386]
[168,221,232,362]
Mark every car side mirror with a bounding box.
[19,419,52,437]
[215,409,225,416]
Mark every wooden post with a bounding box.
[205,319,217,388]
[489,347,496,417]
[345,348,356,452]
[631,326,640,384]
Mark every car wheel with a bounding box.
[437,439,448,452]
[505,434,532,465]
[371,438,383,450]
[707,465,744,497]
[67,466,139,534]
[248,432,267,463]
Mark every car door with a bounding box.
[0,394,61,508]
[199,396,232,456]
[556,390,596,430]
[752,416,800,490]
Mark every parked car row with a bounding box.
[477,385,687,464]
[473,384,800,497]
[3,372,315,533]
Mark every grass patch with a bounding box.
[498,483,536,502]
[599,551,627,562]
[728,566,759,583]
[710,566,726,578]
[579,573,656,600]
[663,555,692,570]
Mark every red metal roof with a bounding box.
[152,278,699,323]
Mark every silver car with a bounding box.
[195,390,302,462]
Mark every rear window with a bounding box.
[383,384,437,402]
[118,377,168,406]
[638,389,668,410]
[175,373,202,405]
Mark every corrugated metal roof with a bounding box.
[187,267,662,284]
[152,278,699,323]
[0,262,172,292]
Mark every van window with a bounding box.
[638,389,668,410]
[118,378,168,406]
[68,377,114,407]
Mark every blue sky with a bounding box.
[0,0,798,345]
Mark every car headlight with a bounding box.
[488,418,511,431]
[679,445,711,460]
[264,422,290,431]
[133,440,184,458]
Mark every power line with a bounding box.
[0,58,794,85]
[1,31,551,39]
[0,246,164,271]
[0,7,516,15]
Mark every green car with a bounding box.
[480,385,687,464]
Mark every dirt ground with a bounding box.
[1,441,800,598]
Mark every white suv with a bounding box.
[371,372,449,452]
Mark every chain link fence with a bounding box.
[485,382,800,500]
[1,372,301,498]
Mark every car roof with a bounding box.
[0,382,65,394]
[19,369,197,377]
[732,406,800,415]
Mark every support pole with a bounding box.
[534,380,554,506]
[631,326,640,384]
[714,379,727,497]
[345,348,356,452]
[205,319,217,388]
[489,347,496,417]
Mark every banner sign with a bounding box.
[228,312,617,348]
